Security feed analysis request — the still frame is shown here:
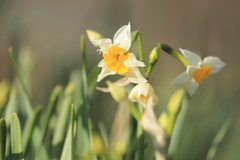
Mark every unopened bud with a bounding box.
[167,89,184,115]
[158,111,169,132]
[146,43,160,77]
[92,134,105,155]
[106,81,127,102]
[86,30,103,47]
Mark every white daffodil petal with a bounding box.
[97,65,116,82]
[171,72,189,86]
[113,23,131,51]
[128,85,139,102]
[180,48,202,65]
[187,66,200,77]
[187,79,199,96]
[152,95,159,107]
[138,83,149,97]
[125,67,147,84]
[98,59,105,67]
[201,56,226,74]
[124,53,146,67]
[92,38,113,53]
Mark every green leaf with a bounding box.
[87,66,101,97]
[9,47,33,118]
[22,106,42,152]
[51,83,75,158]
[0,79,11,116]
[206,117,232,160]
[167,93,189,160]
[0,118,7,160]
[60,105,75,160]
[40,85,63,142]
[11,113,24,160]
[97,121,108,149]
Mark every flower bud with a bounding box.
[86,30,103,47]
[146,43,160,77]
[158,111,169,132]
[106,81,127,102]
[128,82,159,107]
[167,89,184,115]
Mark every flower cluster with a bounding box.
[92,23,159,107]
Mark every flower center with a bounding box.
[194,65,212,83]
[103,46,130,74]
[140,94,149,100]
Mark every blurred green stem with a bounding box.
[136,106,144,160]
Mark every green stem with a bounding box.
[160,43,190,67]
[81,35,87,72]
[136,106,144,160]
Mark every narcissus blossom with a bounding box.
[92,23,147,84]
[128,82,159,107]
[171,49,226,96]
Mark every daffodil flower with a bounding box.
[128,82,159,107]
[92,23,147,84]
[171,49,226,96]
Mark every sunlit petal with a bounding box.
[98,59,105,67]
[124,53,146,67]
[125,67,147,84]
[187,79,199,96]
[187,66,200,77]
[171,72,189,86]
[201,56,226,74]
[113,23,131,51]
[128,85,139,102]
[92,38,113,53]
[97,65,116,82]
[180,48,202,66]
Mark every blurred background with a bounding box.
[0,0,240,159]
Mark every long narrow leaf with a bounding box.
[22,106,42,152]
[206,117,232,160]
[60,105,75,160]
[11,113,24,160]
[9,48,33,118]
[0,118,7,160]
[40,85,63,142]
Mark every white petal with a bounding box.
[125,67,147,84]
[138,83,149,97]
[152,95,159,107]
[98,59,105,67]
[186,66,201,77]
[180,48,202,65]
[171,72,189,86]
[97,65,116,82]
[113,23,131,51]
[128,85,139,102]
[201,56,226,74]
[92,38,113,53]
[187,79,199,96]
[124,53,146,67]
